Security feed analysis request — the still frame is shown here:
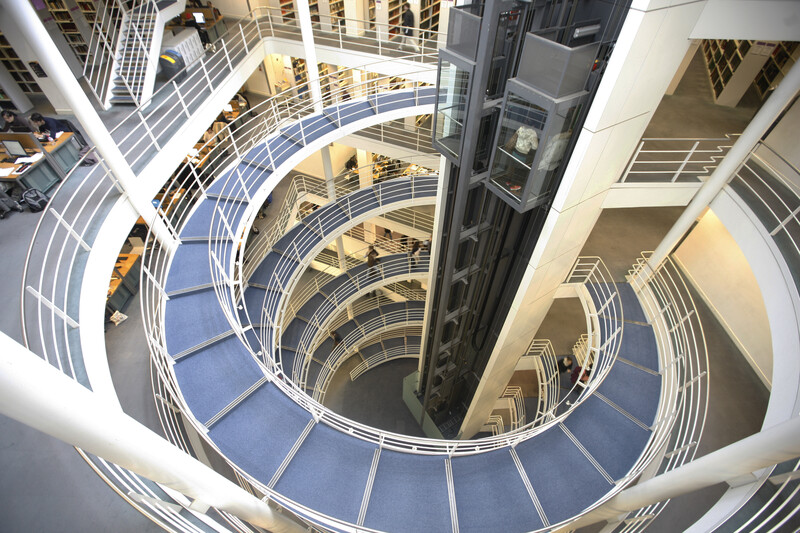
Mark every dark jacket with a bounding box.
[37,116,69,136]
[1,114,34,133]
[402,9,414,35]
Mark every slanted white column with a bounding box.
[562,416,800,531]
[0,332,304,533]
[3,0,176,250]
[357,149,376,243]
[644,59,800,274]
[297,0,324,113]
[321,146,352,316]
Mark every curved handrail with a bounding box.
[105,6,442,172]
[616,253,709,531]
[311,309,424,399]
[521,339,561,426]
[243,161,436,282]
[280,230,430,328]
[349,341,422,381]
[290,255,430,385]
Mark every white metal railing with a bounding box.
[349,120,437,154]
[310,311,425,401]
[571,333,591,366]
[349,341,422,381]
[105,6,441,173]
[615,253,709,531]
[498,386,525,431]
[563,257,625,406]
[84,0,125,106]
[84,0,161,107]
[619,135,739,183]
[282,230,429,324]
[309,11,444,58]
[243,158,436,281]
[482,415,505,436]
[729,142,800,290]
[115,0,160,105]
[288,253,431,385]
[522,339,560,427]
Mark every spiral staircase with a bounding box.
[12,4,800,533]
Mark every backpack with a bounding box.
[78,145,98,166]
[22,188,48,212]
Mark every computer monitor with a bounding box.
[2,139,27,157]
[192,12,205,24]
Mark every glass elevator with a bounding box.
[411,0,631,438]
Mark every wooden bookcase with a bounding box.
[45,0,96,65]
[753,41,800,100]
[419,0,441,34]
[0,33,42,95]
[329,0,345,21]
[701,39,778,107]
[387,0,402,37]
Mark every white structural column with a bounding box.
[644,59,800,272]
[458,0,708,438]
[2,0,176,249]
[0,331,304,533]
[321,146,350,268]
[561,416,800,531]
[357,149,376,243]
[297,0,324,113]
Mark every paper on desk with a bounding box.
[16,153,44,164]
[0,167,14,177]
[55,131,64,139]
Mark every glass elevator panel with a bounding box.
[434,59,471,158]
[488,83,585,211]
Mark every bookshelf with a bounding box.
[753,41,799,100]
[419,0,440,34]
[701,39,777,107]
[0,33,42,95]
[387,0,402,37]
[45,0,96,65]
[329,0,345,22]
[280,0,296,21]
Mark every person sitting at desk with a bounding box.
[29,113,68,139]
[1,110,34,133]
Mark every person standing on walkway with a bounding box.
[367,245,380,277]
[401,2,420,53]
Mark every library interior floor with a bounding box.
[0,46,775,532]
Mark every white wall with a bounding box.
[673,210,773,387]
[690,0,800,41]
[209,0,251,18]
[757,97,800,187]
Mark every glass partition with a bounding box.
[446,5,482,60]
[434,59,471,159]
[488,82,586,210]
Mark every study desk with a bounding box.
[107,253,141,314]
[135,188,186,226]
[167,9,227,42]
[0,132,81,193]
